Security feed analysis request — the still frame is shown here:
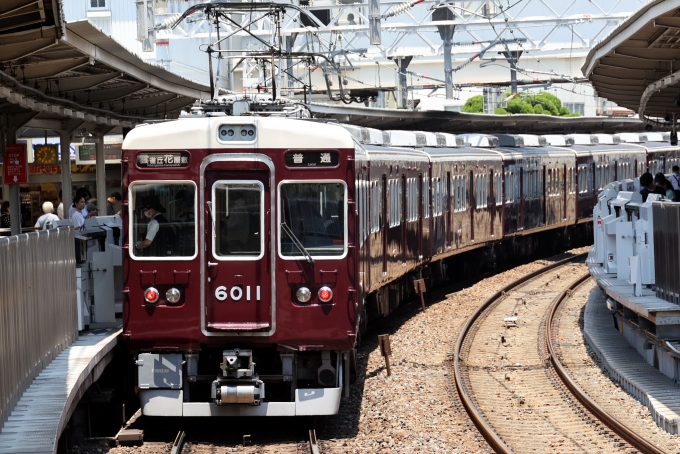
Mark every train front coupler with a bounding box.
[211,349,264,405]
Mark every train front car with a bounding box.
[122,116,357,417]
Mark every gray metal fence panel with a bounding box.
[653,203,680,305]
[0,227,77,428]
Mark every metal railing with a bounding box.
[653,202,680,305]
[0,227,77,428]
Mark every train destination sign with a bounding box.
[285,151,339,168]
[137,152,190,168]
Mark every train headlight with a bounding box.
[296,287,311,303]
[318,286,333,303]
[144,287,160,304]
[166,288,181,304]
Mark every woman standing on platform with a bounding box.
[1,201,9,229]
[70,195,86,231]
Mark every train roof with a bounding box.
[362,144,429,161]
[125,116,355,150]
[422,146,502,161]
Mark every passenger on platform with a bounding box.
[57,190,64,220]
[106,191,123,216]
[68,188,98,220]
[35,202,60,230]
[134,195,173,256]
[70,195,86,230]
[670,166,680,191]
[662,180,676,201]
[1,201,9,229]
[640,172,665,202]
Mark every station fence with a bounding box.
[653,203,680,305]
[0,227,77,428]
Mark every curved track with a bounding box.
[454,255,665,454]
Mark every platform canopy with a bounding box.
[0,0,212,134]
[583,0,680,123]
[309,103,648,134]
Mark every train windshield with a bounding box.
[212,181,264,259]
[129,182,196,259]
[279,181,347,258]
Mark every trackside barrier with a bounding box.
[0,227,77,429]
[653,203,680,304]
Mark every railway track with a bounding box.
[114,419,322,454]
[454,254,665,454]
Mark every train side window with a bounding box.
[422,177,430,218]
[495,171,502,205]
[130,181,197,260]
[370,181,380,233]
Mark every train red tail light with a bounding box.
[144,287,160,304]
[318,286,333,303]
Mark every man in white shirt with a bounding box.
[35,201,60,230]
[670,166,680,191]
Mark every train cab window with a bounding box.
[130,182,196,260]
[212,181,263,259]
[279,181,347,259]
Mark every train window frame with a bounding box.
[422,177,430,218]
[210,180,265,262]
[370,180,381,233]
[128,180,198,262]
[277,179,348,261]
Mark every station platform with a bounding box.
[0,328,121,454]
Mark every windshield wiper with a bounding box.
[281,222,314,263]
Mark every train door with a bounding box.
[542,165,547,225]
[382,175,387,274]
[563,164,567,221]
[203,157,273,333]
[401,174,407,264]
[489,168,495,237]
[418,173,423,258]
[446,172,452,248]
[469,170,475,241]
[519,166,524,230]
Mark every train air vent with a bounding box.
[361,127,385,145]
[641,132,665,142]
[542,135,574,147]
[340,124,364,143]
[593,134,619,145]
[460,134,498,148]
[415,132,438,147]
[614,133,641,143]
[387,131,418,147]
[382,131,391,146]
[435,133,463,147]
[565,134,595,145]
[496,134,524,147]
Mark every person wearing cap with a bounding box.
[134,195,173,256]
[106,191,123,216]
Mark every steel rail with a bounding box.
[171,430,186,454]
[309,427,320,454]
[546,274,667,454]
[453,252,587,454]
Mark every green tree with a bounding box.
[461,91,581,116]
[462,95,483,113]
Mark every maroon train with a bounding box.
[121,113,678,416]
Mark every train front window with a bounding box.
[279,181,347,259]
[212,181,264,260]
[130,182,196,260]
